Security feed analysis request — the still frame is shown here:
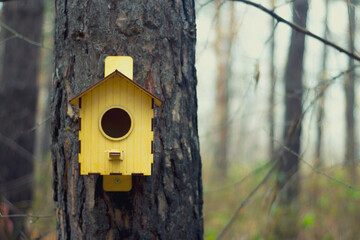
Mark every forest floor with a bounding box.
[29,157,360,240]
[203,160,360,240]
[30,155,56,240]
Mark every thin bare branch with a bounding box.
[302,65,360,117]
[258,21,279,58]
[273,0,295,10]
[0,212,53,219]
[273,138,360,191]
[204,160,273,194]
[229,0,360,61]
[20,231,30,240]
[196,0,215,12]
[0,35,16,44]
[0,21,52,50]
[38,227,57,240]
[215,162,278,240]
[26,116,51,133]
[0,132,35,163]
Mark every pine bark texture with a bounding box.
[278,0,308,204]
[0,0,44,238]
[52,1,203,239]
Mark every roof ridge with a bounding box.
[69,70,163,106]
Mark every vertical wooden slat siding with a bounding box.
[99,79,106,174]
[125,80,132,172]
[146,93,151,173]
[119,77,126,173]
[85,92,92,174]
[139,92,143,174]
[143,95,147,173]
[104,77,111,174]
[126,81,131,173]
[134,83,141,174]
[114,76,122,173]
[78,105,83,166]
[130,83,136,172]
[149,97,153,173]
[90,88,96,174]
[78,74,156,175]
[111,76,117,174]
[150,103,154,164]
[109,76,115,174]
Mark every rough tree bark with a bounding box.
[0,0,44,238]
[273,0,308,238]
[345,0,357,180]
[52,0,203,239]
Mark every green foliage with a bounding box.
[302,212,315,229]
[205,233,216,240]
[317,195,330,209]
[346,188,360,200]
[322,234,334,240]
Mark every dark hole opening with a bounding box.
[101,108,132,139]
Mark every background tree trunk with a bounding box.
[269,0,276,162]
[213,1,236,179]
[0,0,44,238]
[315,0,329,167]
[278,0,308,204]
[273,0,308,238]
[52,0,203,239]
[345,0,357,181]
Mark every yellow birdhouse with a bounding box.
[69,56,162,191]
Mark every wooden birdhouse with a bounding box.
[69,56,162,191]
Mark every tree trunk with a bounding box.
[278,0,308,204]
[52,0,203,239]
[315,0,329,167]
[0,0,44,238]
[273,0,308,238]
[269,0,276,162]
[213,1,236,179]
[345,0,357,180]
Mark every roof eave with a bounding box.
[69,70,164,106]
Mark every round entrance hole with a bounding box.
[100,107,132,140]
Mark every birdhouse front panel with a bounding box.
[77,72,155,175]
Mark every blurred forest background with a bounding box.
[0,0,359,239]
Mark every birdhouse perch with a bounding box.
[69,56,162,191]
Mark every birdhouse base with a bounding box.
[103,175,132,191]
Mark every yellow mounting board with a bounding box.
[103,175,132,191]
[105,56,133,79]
